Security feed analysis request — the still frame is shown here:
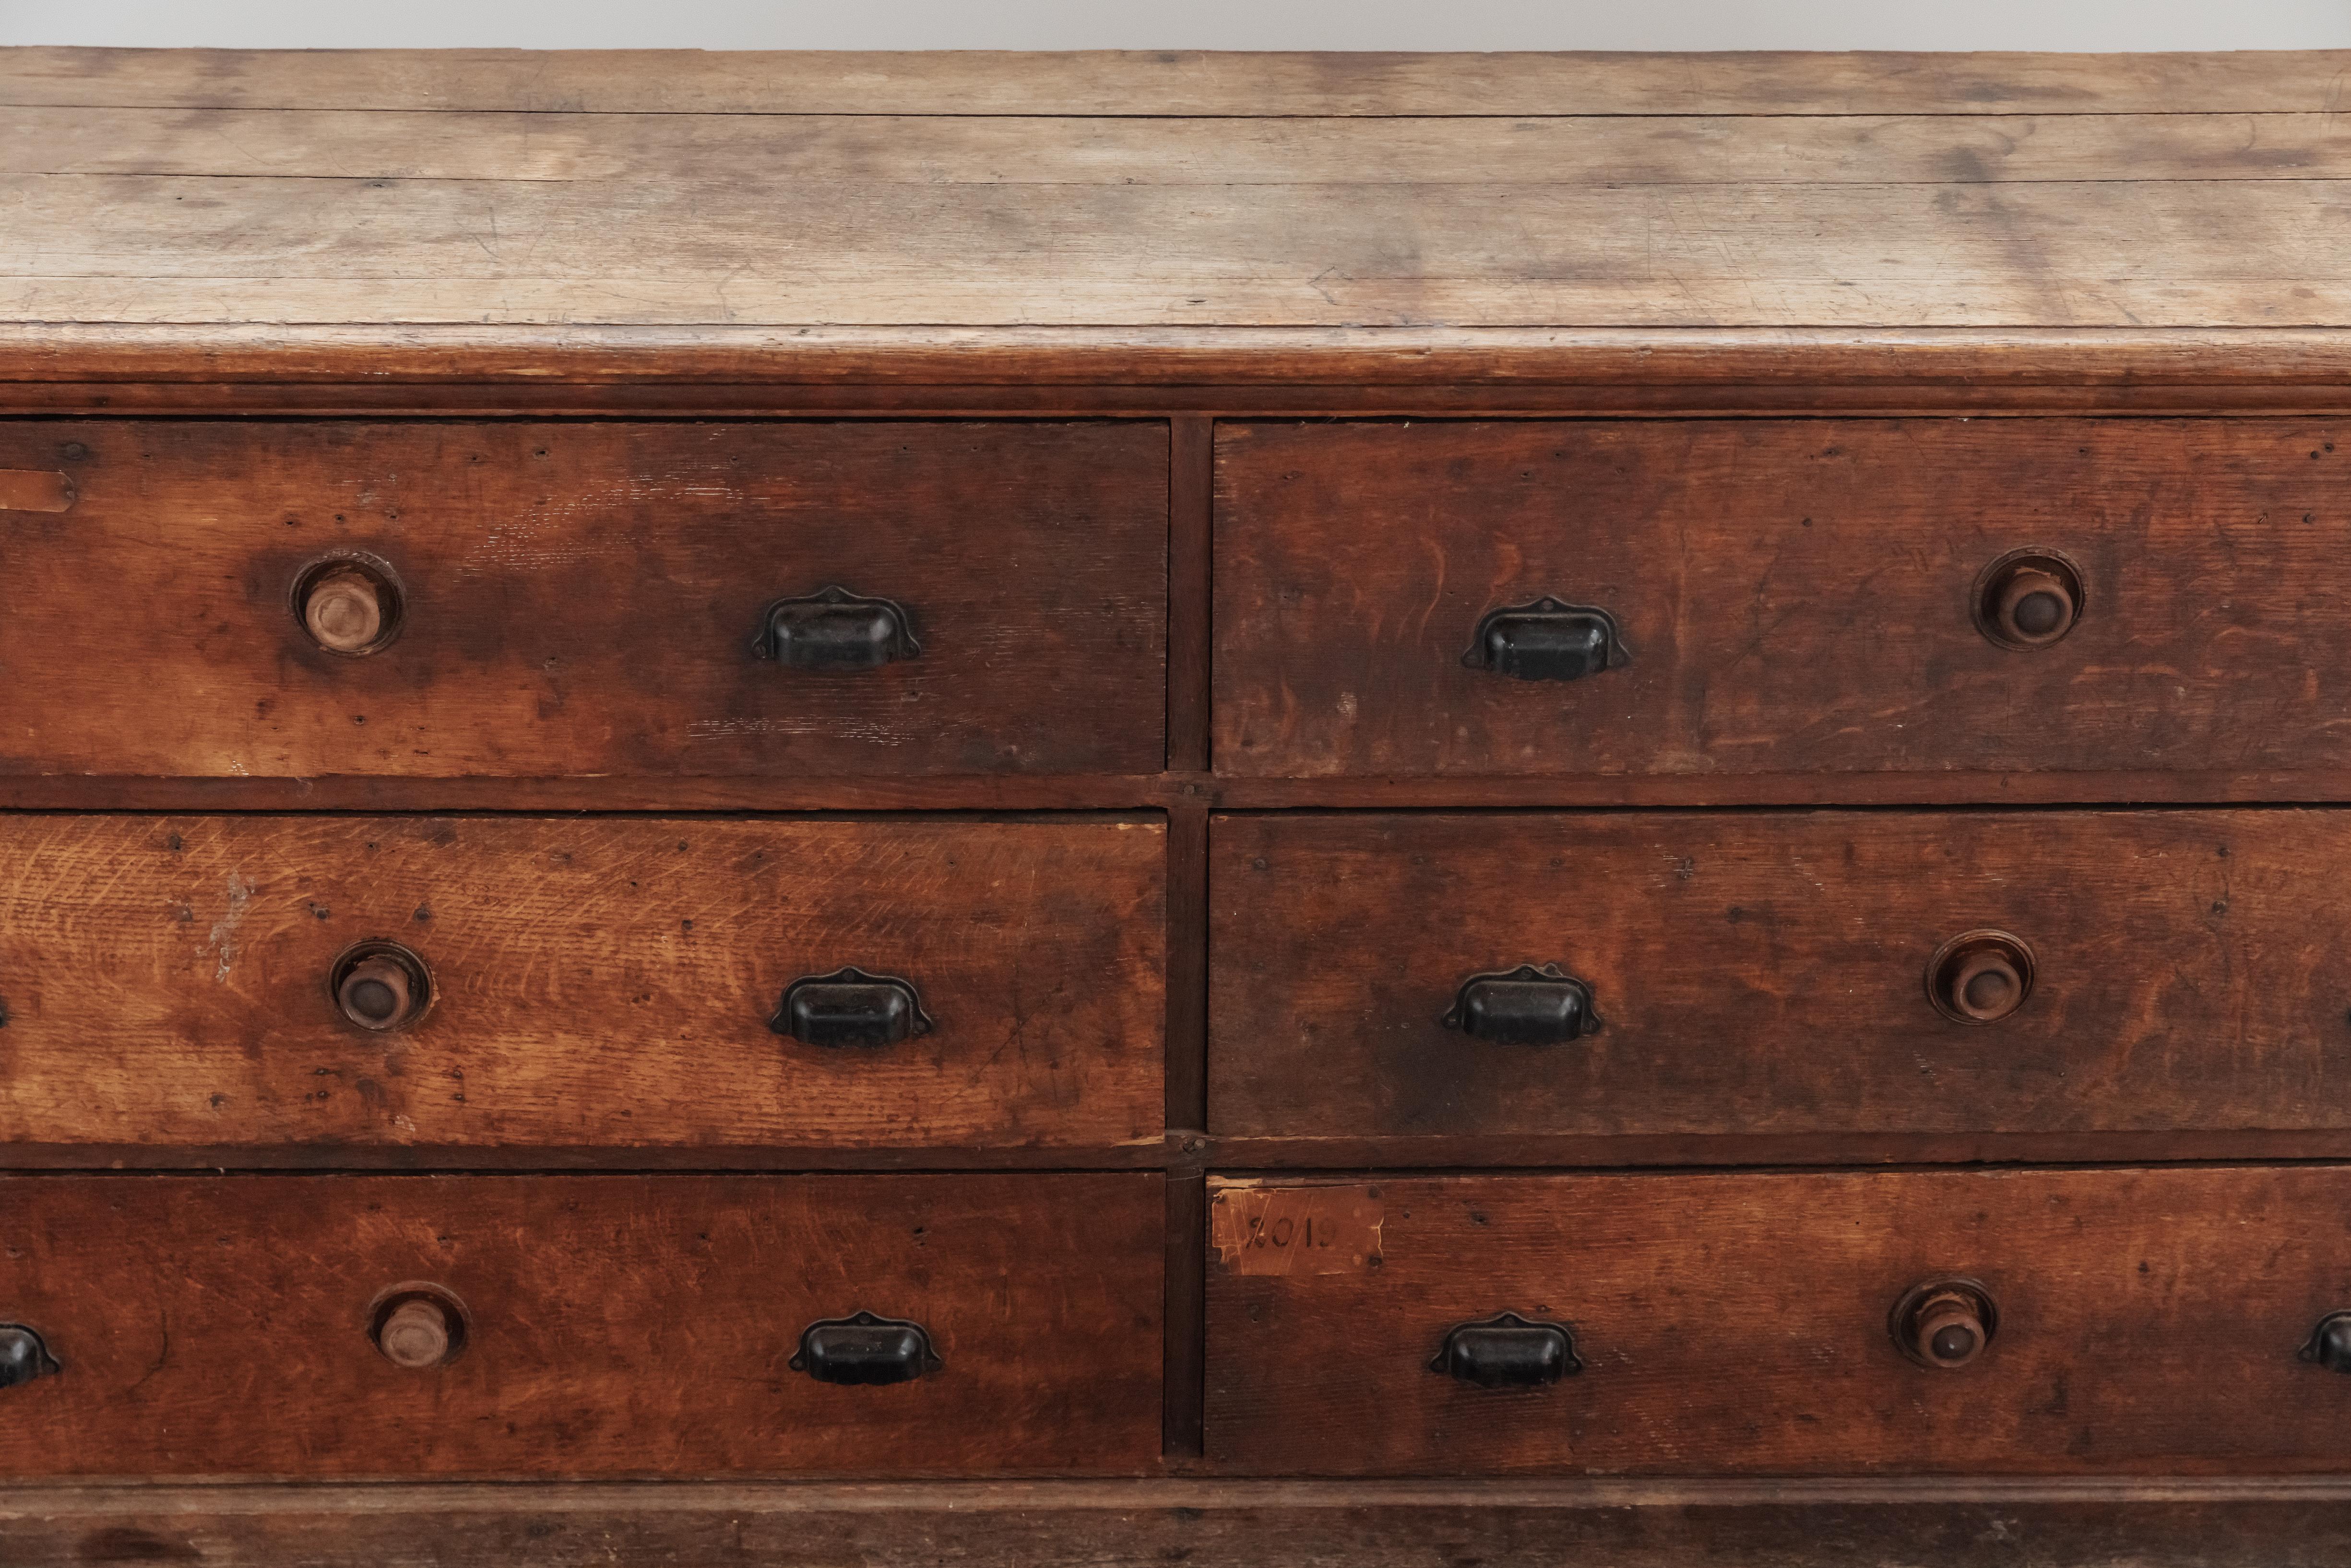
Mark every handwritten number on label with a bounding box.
[1246,1213,1337,1249]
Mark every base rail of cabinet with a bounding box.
[12,1478,2351,1567]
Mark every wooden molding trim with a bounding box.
[6,328,2351,419]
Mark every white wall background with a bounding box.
[3,0,2349,51]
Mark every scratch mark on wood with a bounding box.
[204,872,254,982]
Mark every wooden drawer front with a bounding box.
[0,421,1165,778]
[1214,418,2351,780]
[1206,1169,2351,1475]
[1211,810,2345,1141]
[0,815,1163,1153]
[0,1173,1162,1477]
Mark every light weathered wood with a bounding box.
[4,49,2350,354]
[0,1173,1164,1477]
[10,172,2351,329]
[0,815,1163,1152]
[15,107,2351,185]
[3,48,2346,116]
[10,1479,2351,1568]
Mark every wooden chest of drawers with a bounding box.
[5,41,2351,1568]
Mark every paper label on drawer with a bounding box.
[0,470,73,514]
[1211,1185,1382,1275]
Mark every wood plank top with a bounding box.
[1,48,2347,385]
[7,47,2349,116]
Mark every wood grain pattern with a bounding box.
[1215,418,2351,779]
[20,107,2351,185]
[15,326,2351,404]
[6,48,2345,116]
[0,420,1165,779]
[1200,1129,2351,1171]
[13,1480,2351,1568]
[0,815,1162,1153]
[2,762,2351,817]
[7,51,2351,336]
[13,174,2350,329]
[1205,1168,2351,1475]
[1211,810,2351,1140]
[0,1172,1164,1478]
[29,1129,2351,1176]
[1164,1173,1208,1459]
[4,41,2349,1520]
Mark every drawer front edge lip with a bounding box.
[19,1134,2351,1174]
[28,770,2351,812]
[12,1476,2351,1509]
[0,1143,1178,1172]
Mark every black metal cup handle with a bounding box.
[0,1324,60,1391]
[754,585,921,671]
[2302,1312,2351,1373]
[1442,964,1600,1045]
[790,1311,944,1386]
[770,967,935,1048]
[1462,597,1627,682]
[1430,1312,1581,1389]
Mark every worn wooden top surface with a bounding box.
[2,48,2349,381]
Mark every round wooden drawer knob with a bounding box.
[332,943,431,1033]
[372,1292,463,1370]
[1927,930,2035,1025]
[295,558,402,655]
[1974,551,2084,650]
[1893,1279,1998,1369]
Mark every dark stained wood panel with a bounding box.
[11,1479,2351,1568]
[0,815,1163,1154]
[1,761,2351,818]
[1,38,2347,1533]
[1210,810,2351,1141]
[0,420,1165,778]
[0,1173,1163,1477]
[1205,1168,2351,1474]
[1214,418,2351,779]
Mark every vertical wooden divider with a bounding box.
[1164,415,1214,1459]
[1167,415,1214,781]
